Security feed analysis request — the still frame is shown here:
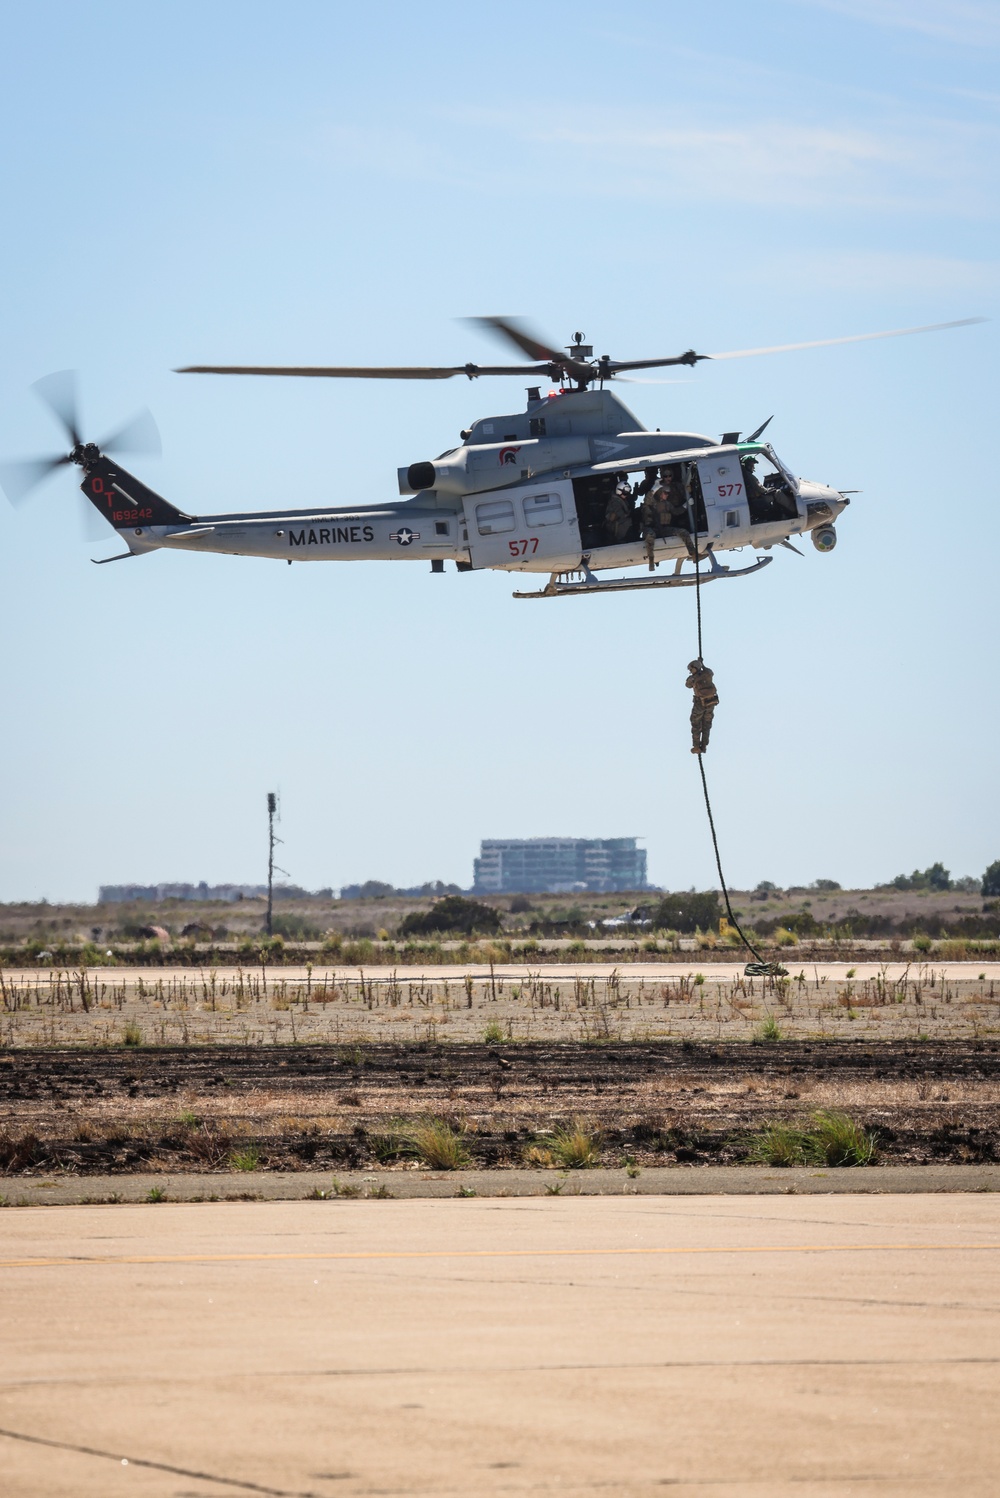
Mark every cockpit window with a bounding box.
[741,450,798,525]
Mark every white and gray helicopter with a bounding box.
[1,315,983,598]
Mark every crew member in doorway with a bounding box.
[604,477,634,543]
[640,478,671,569]
[635,466,658,501]
[664,466,698,559]
[642,469,696,568]
[686,657,719,755]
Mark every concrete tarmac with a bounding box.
[3,1163,1000,1205]
[1,1195,998,1497]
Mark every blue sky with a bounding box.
[0,0,996,901]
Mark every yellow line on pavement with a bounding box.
[1,1242,995,1270]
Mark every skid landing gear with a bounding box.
[512,548,772,599]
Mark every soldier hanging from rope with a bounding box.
[686,657,719,755]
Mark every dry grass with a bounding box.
[746,1111,877,1167]
[549,1119,602,1169]
[405,1118,470,1170]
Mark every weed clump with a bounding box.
[746,1111,877,1168]
[483,1020,505,1044]
[809,1109,878,1167]
[549,1119,602,1169]
[405,1118,470,1170]
[754,1015,782,1043]
[746,1122,811,1167]
[522,1142,555,1168]
[122,1021,143,1047]
[230,1144,262,1172]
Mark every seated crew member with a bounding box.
[742,454,797,520]
[741,455,766,510]
[646,467,697,561]
[604,477,635,544]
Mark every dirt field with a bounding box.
[1,961,997,1047]
[3,1036,998,1176]
[3,963,998,1180]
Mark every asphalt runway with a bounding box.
[2,1196,998,1497]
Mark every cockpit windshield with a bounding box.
[740,449,798,525]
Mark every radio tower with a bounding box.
[266,792,278,937]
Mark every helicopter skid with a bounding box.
[512,552,772,599]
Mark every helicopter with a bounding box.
[1,315,983,599]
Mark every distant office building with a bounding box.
[473,838,647,895]
[99,882,268,904]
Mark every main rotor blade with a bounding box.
[706,317,986,361]
[32,369,81,448]
[98,407,161,457]
[0,454,71,506]
[175,363,552,380]
[608,352,707,373]
[466,315,564,364]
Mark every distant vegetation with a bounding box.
[651,891,720,933]
[340,879,462,900]
[886,861,954,892]
[398,895,503,938]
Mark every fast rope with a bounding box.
[687,498,774,975]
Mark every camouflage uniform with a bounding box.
[686,658,719,754]
[640,485,672,568]
[604,484,634,543]
[640,485,672,536]
[643,476,696,562]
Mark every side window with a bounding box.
[523,493,563,527]
[475,499,515,535]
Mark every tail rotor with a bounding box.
[0,372,161,533]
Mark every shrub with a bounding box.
[890,863,952,892]
[398,896,502,938]
[982,861,1000,898]
[912,933,933,953]
[652,891,720,933]
[773,928,798,947]
[122,1021,143,1047]
[483,1020,505,1044]
[549,1119,602,1169]
[755,1015,782,1043]
[270,913,323,940]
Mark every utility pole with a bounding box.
[266,792,277,937]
